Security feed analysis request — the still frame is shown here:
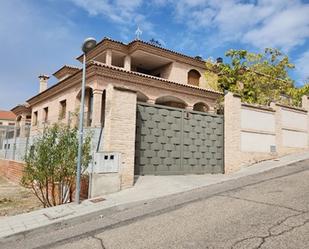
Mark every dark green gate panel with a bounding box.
[135,103,224,175]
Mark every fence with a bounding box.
[0,119,102,163]
[0,125,31,161]
[224,92,309,173]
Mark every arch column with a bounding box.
[147,99,156,104]
[19,115,27,137]
[92,89,103,127]
[124,55,131,71]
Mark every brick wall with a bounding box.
[102,85,137,189]
[0,159,24,183]
[0,159,89,200]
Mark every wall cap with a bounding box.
[241,103,275,112]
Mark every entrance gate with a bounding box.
[135,102,224,175]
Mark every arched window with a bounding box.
[193,102,209,112]
[187,69,201,86]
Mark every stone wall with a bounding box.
[224,92,309,173]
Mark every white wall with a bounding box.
[241,108,275,132]
[281,109,307,130]
[241,132,275,152]
[282,130,308,148]
[240,107,276,152]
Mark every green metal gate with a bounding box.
[135,102,224,175]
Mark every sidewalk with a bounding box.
[1,152,309,241]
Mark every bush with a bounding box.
[21,124,91,207]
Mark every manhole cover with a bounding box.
[89,197,106,203]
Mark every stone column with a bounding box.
[224,92,241,173]
[147,99,156,104]
[302,95,309,110]
[19,115,27,138]
[91,89,103,127]
[102,85,137,188]
[270,102,282,154]
[124,55,131,71]
[106,49,112,66]
[208,105,216,114]
[302,95,309,147]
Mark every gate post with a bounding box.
[302,95,309,147]
[101,84,137,189]
[224,92,241,173]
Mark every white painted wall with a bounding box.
[282,129,308,148]
[281,109,307,130]
[241,131,275,152]
[241,108,275,132]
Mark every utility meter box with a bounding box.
[93,152,120,173]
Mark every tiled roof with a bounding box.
[91,61,222,95]
[127,39,206,64]
[0,110,16,120]
[77,37,207,66]
[53,65,81,77]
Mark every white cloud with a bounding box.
[168,0,309,51]
[68,0,147,26]
[68,0,143,24]
[295,50,309,83]
[244,5,309,51]
[69,0,156,40]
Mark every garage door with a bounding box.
[135,102,224,175]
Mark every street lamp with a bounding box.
[76,37,97,204]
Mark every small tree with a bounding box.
[21,124,91,207]
[205,48,309,107]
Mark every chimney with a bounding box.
[38,74,49,93]
[216,57,223,64]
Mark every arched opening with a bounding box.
[188,69,201,86]
[137,91,149,103]
[16,115,22,126]
[193,102,209,112]
[155,96,187,109]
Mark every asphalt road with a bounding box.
[3,159,309,249]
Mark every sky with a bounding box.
[0,0,309,110]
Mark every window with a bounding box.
[43,107,49,123]
[187,69,201,86]
[8,122,15,126]
[0,122,2,125]
[33,111,38,126]
[193,102,209,113]
[59,100,67,120]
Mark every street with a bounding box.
[3,159,309,249]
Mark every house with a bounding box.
[0,110,16,127]
[5,37,309,198]
[19,38,222,133]
[0,110,16,151]
[9,37,224,196]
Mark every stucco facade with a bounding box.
[10,37,222,195]
[21,38,221,134]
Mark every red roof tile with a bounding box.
[0,110,16,120]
